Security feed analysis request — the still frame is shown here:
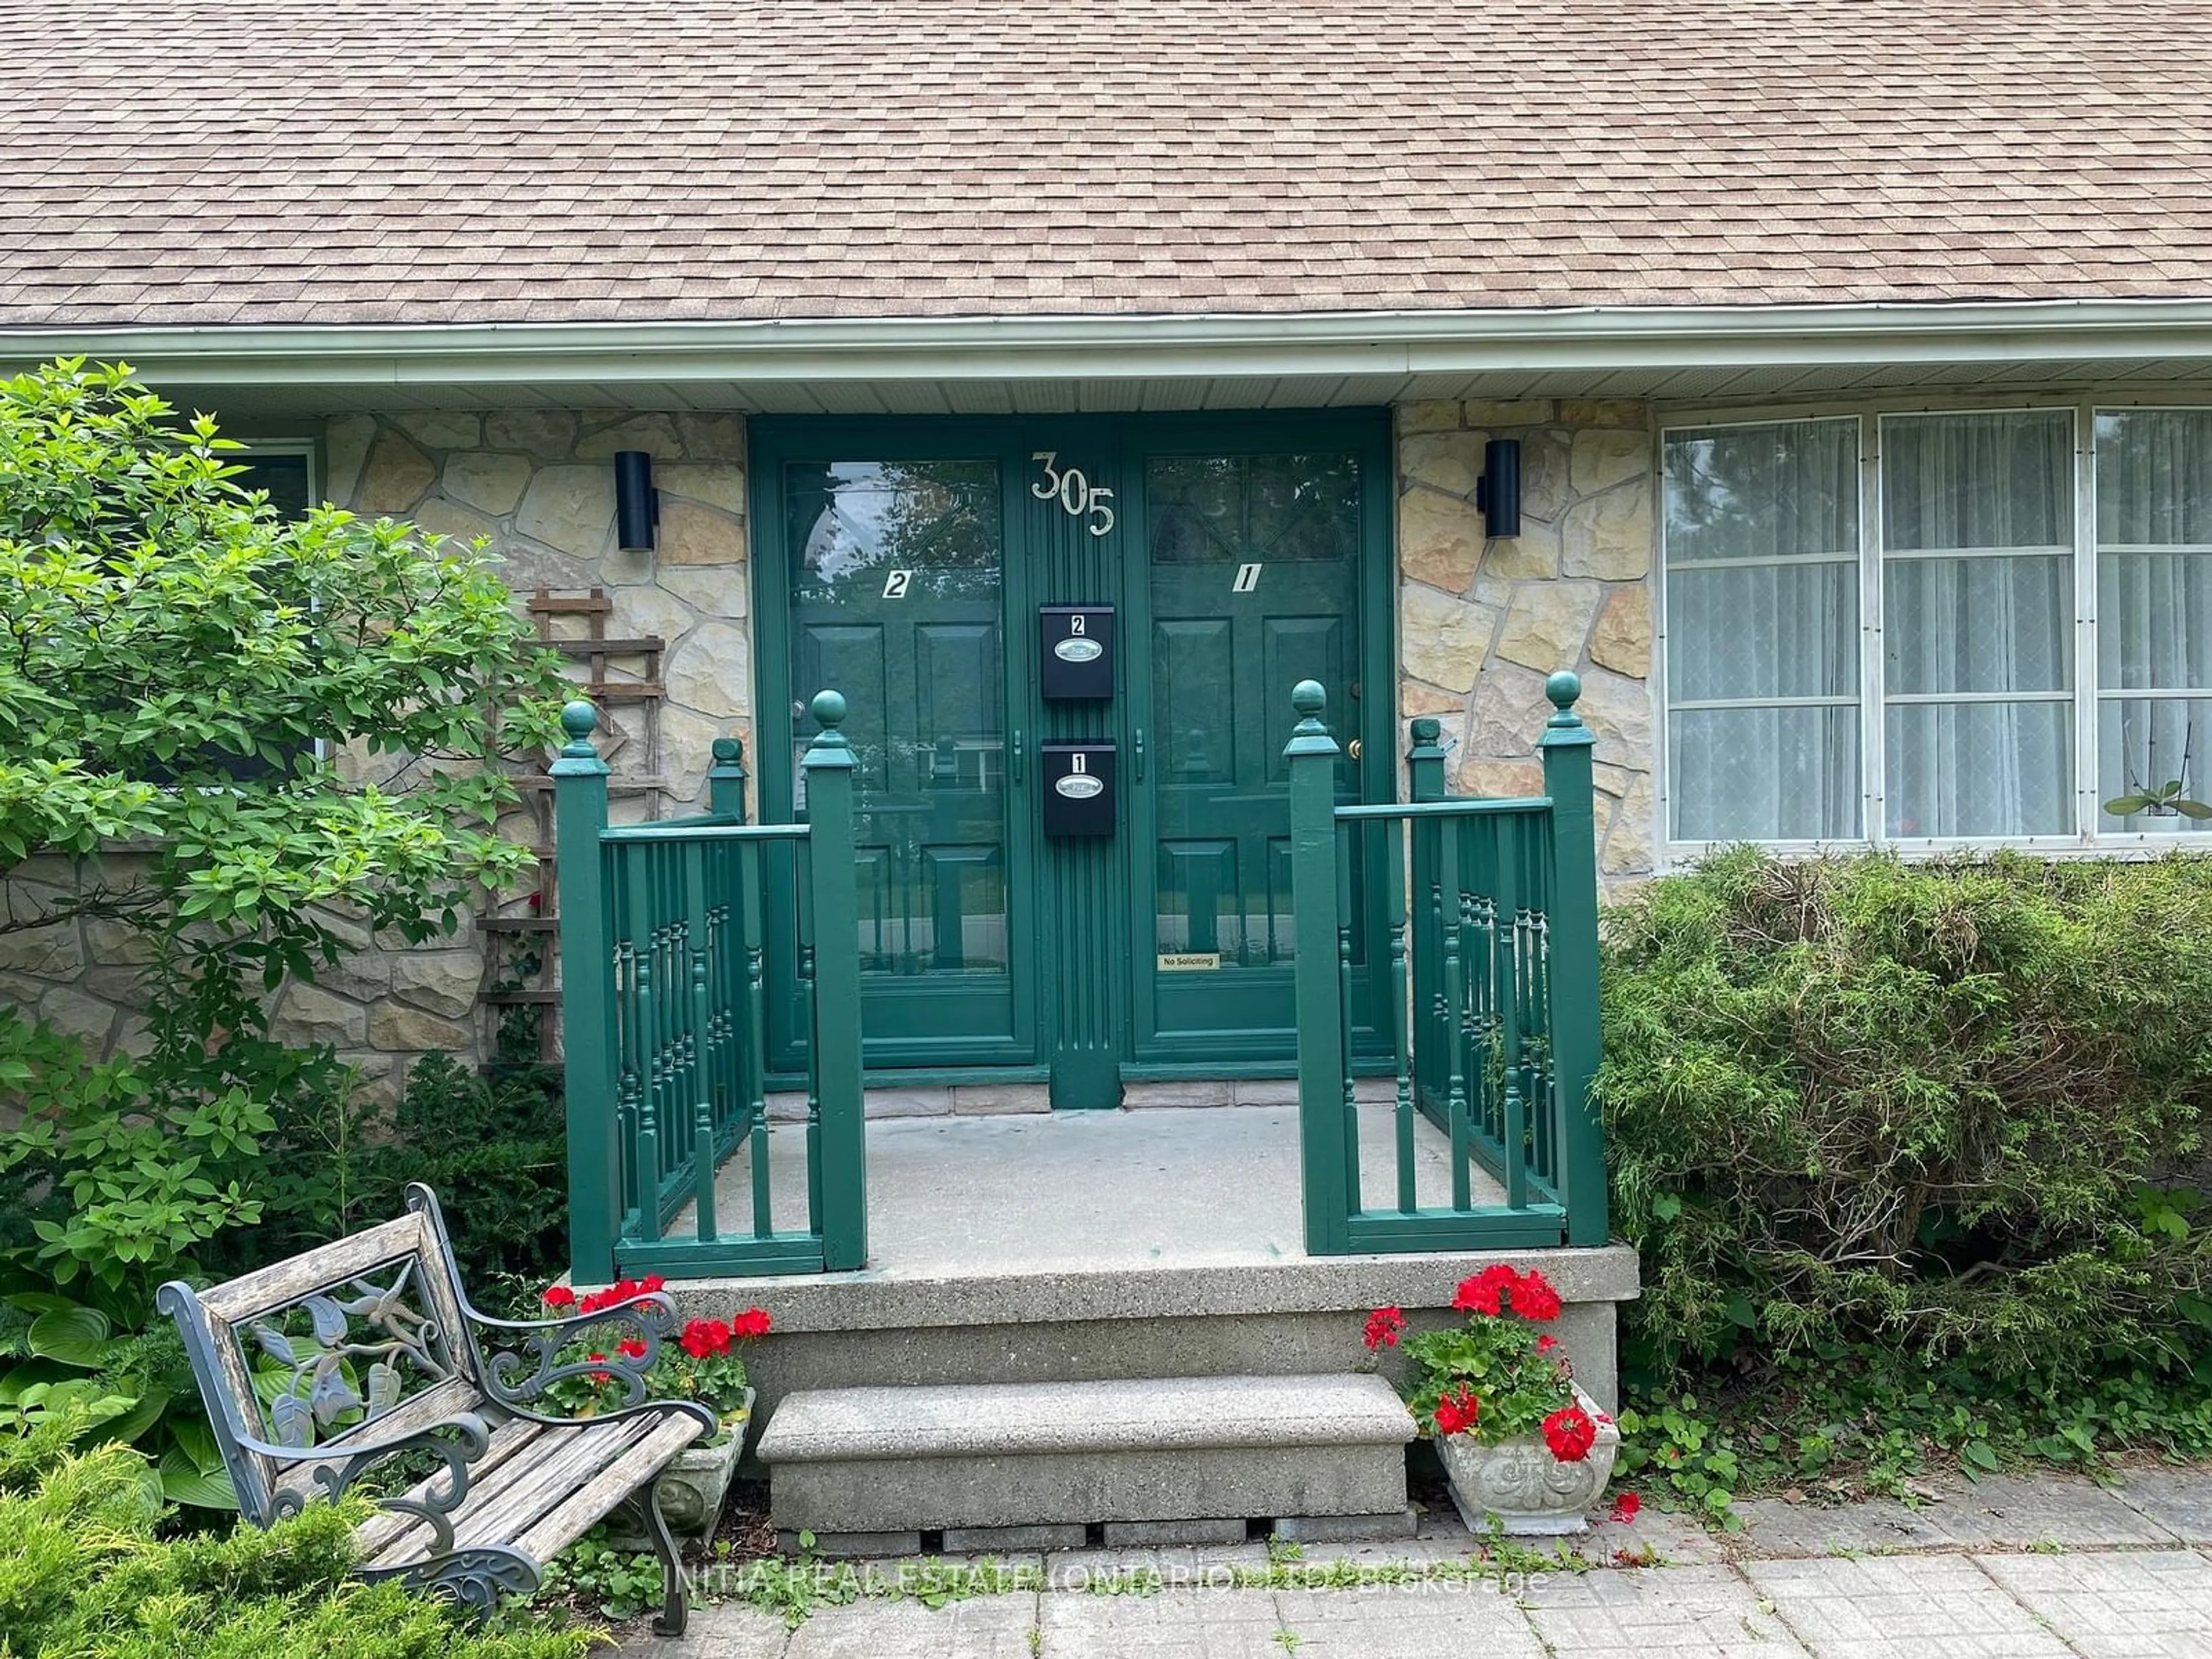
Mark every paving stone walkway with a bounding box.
[627,1466,2212,1658]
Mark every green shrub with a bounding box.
[1599,847,2212,1381]
[0,1421,590,1658]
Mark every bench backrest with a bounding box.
[156,1185,486,1527]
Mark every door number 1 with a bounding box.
[1032,452,1115,536]
[1233,562,1262,593]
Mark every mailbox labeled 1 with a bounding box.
[1039,605,1115,699]
[1041,740,1116,836]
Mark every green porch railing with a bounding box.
[1287,671,1608,1255]
[554,691,865,1283]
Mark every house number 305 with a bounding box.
[1032,452,1115,536]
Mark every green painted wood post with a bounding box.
[1537,670,1609,1247]
[551,700,618,1285]
[1286,681,1351,1256]
[801,691,868,1271]
[709,736,749,823]
[1408,715,1448,803]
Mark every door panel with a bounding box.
[781,457,1024,1056]
[1138,449,1365,1054]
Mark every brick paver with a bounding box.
[1976,1550,2212,1659]
[1746,1555,2072,1658]
[624,1472,2212,1658]
[1520,1563,1813,1656]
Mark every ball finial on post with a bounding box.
[1291,680,1327,722]
[1545,670,1585,728]
[559,699,599,753]
[810,690,848,732]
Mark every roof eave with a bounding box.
[4,298,2211,388]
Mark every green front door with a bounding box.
[1131,446,1372,1063]
[752,413,1393,1089]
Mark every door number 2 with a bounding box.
[1032,452,1115,536]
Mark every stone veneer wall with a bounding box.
[1394,399,1656,882]
[0,407,756,1098]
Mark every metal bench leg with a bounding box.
[641,1469,691,1637]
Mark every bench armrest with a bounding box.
[238,1410,495,1555]
[465,1293,683,1413]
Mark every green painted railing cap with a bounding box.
[1540,669,1594,747]
[551,699,610,775]
[1284,680,1340,757]
[802,688,855,767]
[710,736,745,764]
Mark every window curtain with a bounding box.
[1663,419,1861,840]
[1880,412,2073,838]
[2097,410,2212,832]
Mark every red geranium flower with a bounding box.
[617,1338,648,1360]
[1536,1334,1559,1355]
[586,1353,610,1384]
[1452,1264,1521,1317]
[641,1275,666,1294]
[542,1285,577,1310]
[1433,1385,1480,1437]
[1510,1270,1563,1323]
[1542,1403,1598,1463]
[1362,1306,1407,1351]
[732,1306,772,1340]
[1608,1491,1642,1525]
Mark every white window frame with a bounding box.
[1656,393,2212,863]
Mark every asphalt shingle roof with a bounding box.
[3,0,2210,327]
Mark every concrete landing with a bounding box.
[685,1101,1508,1277]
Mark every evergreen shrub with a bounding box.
[1599,847,2212,1381]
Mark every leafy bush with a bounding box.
[0,1419,590,1658]
[0,358,567,1506]
[1600,847,2212,1381]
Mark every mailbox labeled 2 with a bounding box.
[1041,740,1116,837]
[1039,605,1115,699]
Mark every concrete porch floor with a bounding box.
[686,1099,1509,1277]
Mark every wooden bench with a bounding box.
[157,1183,712,1634]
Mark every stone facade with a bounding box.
[1394,398,1657,882]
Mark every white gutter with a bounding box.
[2,300,2210,386]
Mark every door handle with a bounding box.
[1134,727,1146,782]
[1011,728,1023,786]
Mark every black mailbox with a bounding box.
[1039,605,1115,699]
[1041,740,1116,836]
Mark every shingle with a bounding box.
[0,0,2208,327]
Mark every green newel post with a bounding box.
[708,735,749,824]
[1286,681,1351,1256]
[1408,715,1448,803]
[551,699,618,1285]
[801,691,868,1271]
[1537,671,1610,1247]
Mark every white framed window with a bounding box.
[1659,403,2212,851]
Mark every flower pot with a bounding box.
[1435,1385,1620,1537]
[603,1389,753,1548]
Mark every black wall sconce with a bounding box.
[1474,438,1522,538]
[615,450,660,553]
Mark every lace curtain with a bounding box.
[2098,410,2212,833]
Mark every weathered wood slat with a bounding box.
[364,1415,658,1570]
[517,1412,706,1562]
[199,1215,429,1322]
[350,1411,547,1559]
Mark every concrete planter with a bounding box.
[1435,1385,1619,1536]
[605,1389,753,1548]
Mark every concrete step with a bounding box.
[757,1372,1417,1551]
